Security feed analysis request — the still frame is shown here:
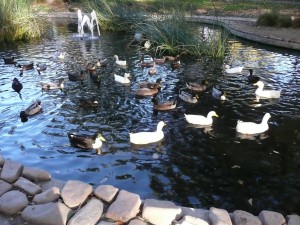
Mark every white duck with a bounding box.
[225,65,243,74]
[179,89,199,104]
[114,73,131,84]
[212,87,226,100]
[185,111,218,126]
[129,121,166,145]
[236,113,271,134]
[253,81,281,99]
[114,55,127,66]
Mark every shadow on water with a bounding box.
[0,22,299,214]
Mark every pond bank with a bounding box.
[0,155,299,225]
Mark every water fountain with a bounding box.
[77,9,100,37]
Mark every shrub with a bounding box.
[256,12,278,27]
[292,18,300,28]
[277,15,292,27]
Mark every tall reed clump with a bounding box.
[0,0,46,42]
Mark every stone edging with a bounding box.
[0,155,299,225]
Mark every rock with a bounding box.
[33,187,60,204]
[0,160,23,183]
[233,210,261,225]
[0,180,13,197]
[142,199,182,225]
[67,198,103,225]
[14,177,42,195]
[97,222,115,225]
[94,185,119,203]
[0,155,4,166]
[21,202,72,225]
[61,180,93,209]
[128,218,148,225]
[38,178,65,192]
[22,167,51,182]
[0,190,28,216]
[105,190,142,223]
[175,215,209,225]
[181,207,210,222]
[286,215,300,225]
[258,210,285,225]
[209,207,233,225]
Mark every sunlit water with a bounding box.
[0,21,299,215]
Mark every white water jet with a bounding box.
[77,9,100,37]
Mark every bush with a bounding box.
[277,15,292,27]
[292,18,300,28]
[256,12,278,26]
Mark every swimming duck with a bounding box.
[68,132,106,153]
[114,55,127,66]
[89,71,101,88]
[68,70,86,84]
[179,89,199,103]
[236,113,271,134]
[247,69,260,84]
[153,56,166,64]
[144,40,151,50]
[20,100,42,122]
[3,56,16,64]
[165,55,179,61]
[97,58,108,67]
[148,62,157,75]
[114,73,131,84]
[224,64,244,74]
[212,87,226,100]
[139,78,162,89]
[40,78,64,90]
[253,81,281,99]
[184,111,218,126]
[152,97,177,111]
[140,55,155,68]
[36,63,47,75]
[186,80,208,92]
[171,59,181,70]
[85,62,97,72]
[129,121,166,145]
[12,78,23,93]
[79,96,99,109]
[18,62,34,76]
[136,87,161,97]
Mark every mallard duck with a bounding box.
[165,55,179,61]
[253,81,281,99]
[152,97,177,111]
[114,73,131,84]
[89,71,101,88]
[68,70,86,84]
[68,132,106,153]
[36,63,47,75]
[129,121,166,145]
[20,100,42,122]
[136,87,161,97]
[236,113,271,134]
[79,96,99,109]
[153,57,166,65]
[184,111,218,126]
[97,58,108,67]
[18,62,34,76]
[247,69,260,84]
[12,78,23,93]
[212,87,226,100]
[85,62,97,72]
[171,59,181,70]
[139,78,162,89]
[140,55,155,68]
[114,55,127,66]
[148,62,157,75]
[40,78,64,90]
[186,80,208,92]
[224,64,244,74]
[179,89,199,103]
[3,56,16,64]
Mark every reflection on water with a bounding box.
[0,21,300,215]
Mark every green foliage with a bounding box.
[277,15,292,27]
[257,12,293,27]
[292,18,300,28]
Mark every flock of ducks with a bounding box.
[3,52,282,152]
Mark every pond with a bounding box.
[0,20,299,215]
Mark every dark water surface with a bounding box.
[0,22,300,215]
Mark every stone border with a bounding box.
[0,155,299,225]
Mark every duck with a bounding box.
[89,71,101,88]
[224,64,244,73]
[179,89,199,103]
[68,132,106,154]
[247,69,260,84]
[36,63,47,75]
[18,62,34,76]
[20,100,42,122]
[114,73,131,84]
[186,80,208,92]
[144,40,151,50]
[253,81,281,99]
[171,59,181,70]
[153,56,166,65]
[79,96,99,109]
[152,97,177,111]
[12,78,23,93]
[85,62,97,72]
[212,87,226,100]
[184,111,218,126]
[3,56,16,64]
[165,55,179,61]
[148,62,157,75]
[114,55,127,66]
[139,78,162,89]
[68,70,86,84]
[129,121,166,145]
[135,87,161,97]
[236,113,271,134]
[40,78,64,90]
[97,58,108,67]
[140,55,155,68]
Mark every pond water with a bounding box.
[0,21,299,215]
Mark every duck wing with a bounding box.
[68,133,94,149]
